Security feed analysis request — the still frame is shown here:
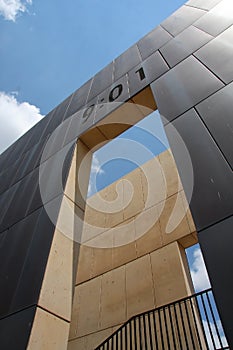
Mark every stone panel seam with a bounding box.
[193,53,227,86]
[62,93,75,122]
[0,191,62,235]
[149,253,157,308]
[160,24,176,38]
[197,214,233,234]
[64,193,85,212]
[161,77,226,126]
[75,236,193,289]
[37,305,70,323]
[158,48,172,69]
[184,4,210,11]
[99,274,103,331]
[0,304,36,322]
[194,106,233,171]
[68,324,121,342]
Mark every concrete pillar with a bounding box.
[27,140,92,349]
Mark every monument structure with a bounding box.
[0,0,232,348]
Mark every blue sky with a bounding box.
[0,0,186,190]
[0,0,186,116]
[91,111,169,194]
[0,0,214,298]
[0,0,187,153]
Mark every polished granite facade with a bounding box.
[0,0,232,348]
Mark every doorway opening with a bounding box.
[67,85,226,349]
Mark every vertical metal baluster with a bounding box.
[206,291,224,348]
[133,317,137,350]
[94,289,229,350]
[195,294,209,349]
[138,315,143,349]
[178,301,189,349]
[201,293,216,349]
[158,308,165,350]
[184,298,196,349]
[147,313,153,349]
[125,324,128,350]
[129,321,132,350]
[163,306,171,349]
[174,303,183,350]
[120,327,123,350]
[116,331,118,350]
[153,310,159,350]
[168,304,177,350]
[189,297,203,349]
[142,313,148,350]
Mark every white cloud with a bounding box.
[87,154,104,197]
[190,247,211,292]
[0,91,43,153]
[0,0,32,21]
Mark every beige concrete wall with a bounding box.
[75,149,197,283]
[28,140,92,349]
[68,148,197,349]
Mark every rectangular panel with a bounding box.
[196,82,233,167]
[3,130,31,168]
[0,155,23,195]
[160,5,206,36]
[44,94,73,136]
[0,209,42,318]
[142,50,170,85]
[126,255,154,318]
[185,0,222,10]
[128,63,149,97]
[1,168,43,231]
[0,306,36,350]
[10,206,56,315]
[76,97,98,137]
[40,119,72,162]
[13,135,49,184]
[150,242,191,306]
[194,0,233,36]
[151,55,223,122]
[39,142,75,205]
[0,182,20,233]
[128,51,169,97]
[65,78,93,119]
[71,278,102,337]
[160,25,213,67]
[114,45,141,80]
[165,108,233,231]
[93,74,130,126]
[0,146,13,173]
[137,25,172,60]
[88,63,114,101]
[195,25,233,84]
[198,216,233,349]
[63,111,83,146]
[100,266,126,328]
[26,168,43,215]
[0,140,23,173]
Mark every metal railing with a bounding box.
[95,289,229,350]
